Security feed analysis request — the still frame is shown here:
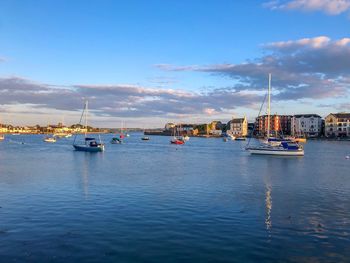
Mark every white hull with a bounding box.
[44,137,56,143]
[248,148,304,156]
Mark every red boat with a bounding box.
[171,138,185,145]
[170,124,185,145]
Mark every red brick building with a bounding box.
[255,115,292,137]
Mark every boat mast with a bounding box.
[85,100,88,139]
[267,73,271,139]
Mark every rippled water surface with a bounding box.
[1,134,350,262]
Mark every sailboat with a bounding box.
[73,100,105,152]
[170,124,185,145]
[111,122,125,144]
[0,117,5,141]
[246,74,304,156]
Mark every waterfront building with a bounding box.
[208,121,223,136]
[227,117,248,137]
[325,113,350,137]
[0,124,8,133]
[175,124,195,135]
[164,123,176,131]
[255,115,292,137]
[291,114,322,137]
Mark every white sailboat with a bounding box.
[0,116,5,141]
[73,100,104,152]
[246,74,304,156]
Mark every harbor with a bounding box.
[1,0,350,262]
[1,133,350,262]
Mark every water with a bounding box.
[0,134,350,262]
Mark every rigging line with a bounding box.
[246,92,268,148]
[73,101,86,145]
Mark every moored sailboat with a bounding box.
[246,74,304,156]
[0,117,5,141]
[170,125,185,145]
[73,100,104,152]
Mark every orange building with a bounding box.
[255,115,292,137]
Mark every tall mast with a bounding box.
[85,100,88,138]
[267,73,271,139]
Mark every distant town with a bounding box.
[1,112,349,139]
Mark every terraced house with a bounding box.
[228,117,248,137]
[291,114,323,137]
[325,113,350,137]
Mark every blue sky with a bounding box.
[0,0,349,127]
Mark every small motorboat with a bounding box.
[223,137,228,142]
[44,136,56,143]
[111,137,123,144]
[141,136,150,141]
[0,134,5,141]
[182,135,190,141]
[228,134,236,140]
[236,137,246,141]
[294,137,307,143]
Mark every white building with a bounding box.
[228,117,248,137]
[325,113,350,137]
[291,114,322,137]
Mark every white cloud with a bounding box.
[0,76,262,123]
[156,36,350,102]
[264,0,350,15]
[265,36,331,49]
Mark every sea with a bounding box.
[0,134,349,262]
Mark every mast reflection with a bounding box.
[265,184,272,230]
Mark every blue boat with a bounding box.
[73,137,104,152]
[73,100,105,152]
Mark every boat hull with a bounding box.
[44,138,56,143]
[171,140,184,145]
[247,147,304,156]
[73,144,104,152]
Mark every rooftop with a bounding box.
[330,113,350,119]
[294,114,322,118]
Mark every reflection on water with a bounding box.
[0,134,350,262]
[81,154,90,199]
[265,184,272,231]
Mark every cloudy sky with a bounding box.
[0,0,349,127]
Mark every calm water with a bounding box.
[0,134,350,262]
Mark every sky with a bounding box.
[0,0,349,128]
